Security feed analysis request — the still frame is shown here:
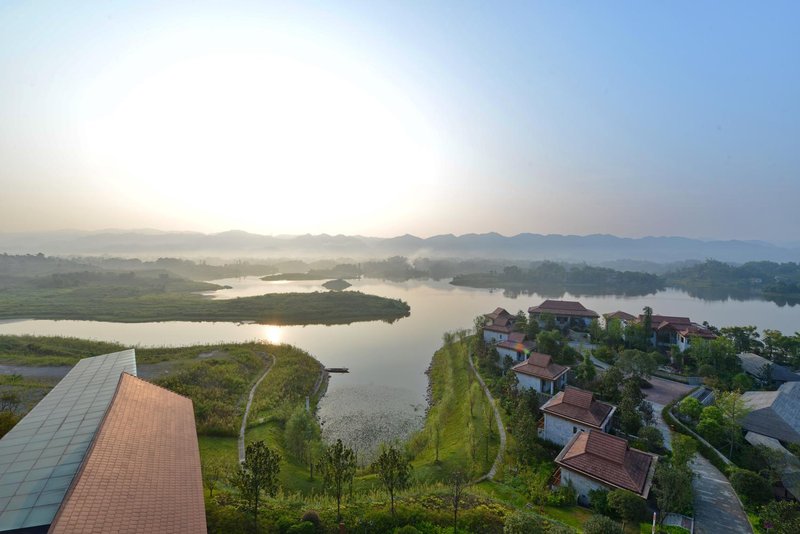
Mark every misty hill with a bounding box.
[1,230,798,263]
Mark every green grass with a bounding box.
[0,273,410,324]
[408,340,499,482]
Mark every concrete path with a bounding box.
[648,401,672,451]
[467,350,506,482]
[238,353,275,463]
[691,454,752,534]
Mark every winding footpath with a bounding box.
[238,353,275,463]
[467,350,507,482]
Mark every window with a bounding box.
[573,426,577,434]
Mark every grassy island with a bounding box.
[0,270,409,324]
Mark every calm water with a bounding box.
[1,277,798,458]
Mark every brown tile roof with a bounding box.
[49,373,206,534]
[604,311,635,321]
[512,352,569,381]
[556,430,658,497]
[485,307,512,321]
[542,387,615,428]
[528,300,599,318]
[677,324,717,339]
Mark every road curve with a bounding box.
[467,349,507,482]
[238,353,275,463]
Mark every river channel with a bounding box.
[1,277,798,458]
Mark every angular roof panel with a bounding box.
[0,350,136,532]
[49,373,206,534]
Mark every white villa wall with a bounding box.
[560,468,610,500]
[516,373,567,394]
[483,330,508,344]
[543,415,595,446]
[516,373,543,392]
[497,346,524,363]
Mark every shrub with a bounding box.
[588,489,611,516]
[730,469,772,506]
[394,527,421,534]
[503,510,548,533]
[287,521,316,534]
[300,510,322,530]
[546,484,576,507]
[583,515,623,534]
[678,397,702,420]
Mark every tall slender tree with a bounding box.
[372,445,412,518]
[319,439,357,522]
[233,441,281,533]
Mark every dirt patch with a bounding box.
[197,350,230,360]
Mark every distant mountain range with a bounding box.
[1,230,798,264]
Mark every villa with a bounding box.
[638,314,717,352]
[540,387,616,446]
[554,430,658,501]
[483,307,516,344]
[738,352,800,386]
[741,381,800,445]
[603,310,636,328]
[528,300,599,330]
[496,332,536,363]
[512,352,569,395]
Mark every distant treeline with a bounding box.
[450,262,664,297]
[451,259,800,303]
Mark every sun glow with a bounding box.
[262,325,283,345]
[84,51,442,233]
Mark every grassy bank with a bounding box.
[0,272,410,324]
[408,339,499,482]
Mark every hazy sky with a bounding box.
[1,1,798,240]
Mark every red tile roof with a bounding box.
[485,307,512,321]
[49,373,207,534]
[542,387,615,428]
[512,352,569,381]
[556,430,657,497]
[528,300,599,318]
[604,311,635,321]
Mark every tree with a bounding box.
[433,423,441,463]
[653,463,693,520]
[642,306,653,347]
[616,377,649,435]
[672,434,697,468]
[285,406,320,476]
[605,318,624,347]
[636,425,664,453]
[697,405,725,447]
[606,489,645,530]
[449,470,467,532]
[233,440,281,533]
[678,397,703,420]
[372,445,412,518]
[319,439,356,522]
[574,353,597,387]
[720,325,762,353]
[598,366,624,403]
[615,349,657,380]
[514,310,529,333]
[535,330,564,359]
[730,469,771,506]
[731,372,753,392]
[583,514,623,534]
[715,390,751,458]
[589,319,604,343]
[202,457,229,498]
[691,338,740,380]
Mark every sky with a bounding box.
[1,1,798,241]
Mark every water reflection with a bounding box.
[1,278,798,457]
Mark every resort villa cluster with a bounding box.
[480,299,718,502]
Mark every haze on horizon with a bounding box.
[1,1,798,242]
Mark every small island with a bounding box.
[322,278,351,291]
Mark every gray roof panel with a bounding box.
[0,349,136,531]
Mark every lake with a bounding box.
[1,277,798,459]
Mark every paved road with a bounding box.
[644,376,693,405]
[238,353,275,463]
[468,351,506,482]
[648,401,672,450]
[691,454,752,534]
